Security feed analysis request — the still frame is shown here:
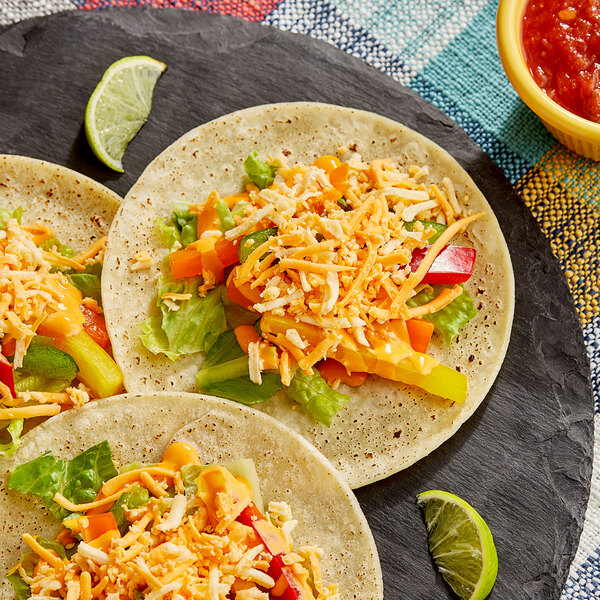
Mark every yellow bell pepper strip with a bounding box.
[261,314,468,404]
[53,330,124,398]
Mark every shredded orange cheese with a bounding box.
[225,155,480,381]
[16,458,338,600]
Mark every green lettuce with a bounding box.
[216,199,235,232]
[244,152,278,189]
[172,203,197,248]
[139,277,226,360]
[181,465,205,495]
[196,329,282,405]
[407,284,478,346]
[111,486,150,534]
[39,236,74,257]
[0,419,23,458]
[8,441,118,520]
[66,261,103,304]
[286,369,350,427]
[156,217,182,251]
[0,206,23,229]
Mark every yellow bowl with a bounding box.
[496,0,600,160]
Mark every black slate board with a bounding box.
[0,8,594,599]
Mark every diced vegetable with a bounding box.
[79,512,120,543]
[404,219,448,244]
[316,358,367,387]
[243,152,278,189]
[53,330,123,398]
[0,352,16,397]
[214,238,240,267]
[170,247,204,279]
[410,245,476,285]
[238,227,278,263]
[406,319,435,353]
[234,324,261,353]
[8,440,118,520]
[80,305,110,349]
[21,337,79,381]
[262,314,468,403]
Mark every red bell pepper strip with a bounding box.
[410,245,476,285]
[238,503,316,599]
[0,353,16,398]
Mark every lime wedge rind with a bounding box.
[417,490,498,600]
[85,55,166,173]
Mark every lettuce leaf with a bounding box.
[407,284,478,346]
[139,277,226,360]
[0,419,23,458]
[216,199,235,232]
[8,441,118,520]
[196,329,282,405]
[172,203,197,248]
[0,206,23,229]
[244,152,278,189]
[181,465,205,495]
[111,486,150,534]
[138,315,179,361]
[156,217,182,251]
[286,369,350,427]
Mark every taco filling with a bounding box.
[0,208,123,456]
[139,151,480,426]
[6,440,338,600]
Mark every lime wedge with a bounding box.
[416,490,498,600]
[84,55,166,172]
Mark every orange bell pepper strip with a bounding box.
[316,358,367,387]
[406,319,435,354]
[234,325,261,353]
[170,247,204,279]
[215,238,240,268]
[79,513,120,544]
[329,162,351,194]
[226,266,263,308]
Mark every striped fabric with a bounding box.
[2,1,599,596]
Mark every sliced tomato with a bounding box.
[80,305,110,350]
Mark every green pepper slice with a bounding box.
[238,227,278,263]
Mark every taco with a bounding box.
[0,155,124,456]
[0,392,382,600]
[102,103,514,488]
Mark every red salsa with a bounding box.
[522,0,600,122]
